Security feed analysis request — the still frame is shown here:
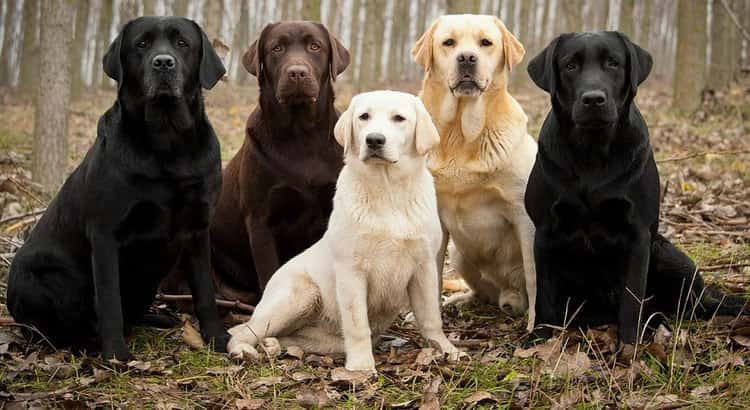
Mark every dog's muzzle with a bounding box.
[146,53,182,98]
[277,63,319,105]
[363,132,396,163]
[572,89,618,128]
[451,52,484,97]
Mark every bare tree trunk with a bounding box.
[708,0,732,90]
[20,0,39,95]
[562,0,584,31]
[619,0,634,36]
[34,0,75,192]
[673,0,707,113]
[302,0,321,20]
[234,0,250,85]
[95,0,113,88]
[71,0,89,99]
[446,0,480,13]
[347,0,361,83]
[0,0,23,87]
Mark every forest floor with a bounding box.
[0,76,749,409]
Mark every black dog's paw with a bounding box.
[204,330,230,353]
[103,345,134,363]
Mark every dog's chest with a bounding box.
[548,196,635,251]
[115,177,216,243]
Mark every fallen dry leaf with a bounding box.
[463,390,495,407]
[181,321,205,350]
[513,339,561,361]
[234,398,265,410]
[420,377,441,410]
[286,345,304,359]
[330,367,374,385]
[296,387,329,409]
[249,376,282,389]
[415,347,441,366]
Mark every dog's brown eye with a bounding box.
[359,113,370,121]
[272,45,283,53]
[137,41,148,49]
[606,59,619,68]
[392,114,406,122]
[480,39,492,47]
[310,43,321,51]
[442,39,455,47]
[565,62,578,71]
[177,39,188,48]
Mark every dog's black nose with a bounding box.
[152,54,175,71]
[366,133,386,149]
[581,90,607,107]
[286,65,310,81]
[457,52,478,66]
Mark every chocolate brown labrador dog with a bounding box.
[209,22,350,304]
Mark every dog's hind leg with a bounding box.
[649,233,748,320]
[442,245,500,307]
[227,267,320,359]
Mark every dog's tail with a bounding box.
[649,233,749,319]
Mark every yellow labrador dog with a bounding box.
[412,15,538,330]
[227,91,462,373]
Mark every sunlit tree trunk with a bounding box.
[71,0,89,99]
[446,0,480,13]
[708,0,731,90]
[34,0,75,192]
[302,0,321,21]
[0,0,24,87]
[619,0,634,36]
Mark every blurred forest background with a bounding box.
[1,0,748,98]
[1,2,750,407]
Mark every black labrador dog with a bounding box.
[7,17,229,361]
[207,22,349,303]
[525,32,748,346]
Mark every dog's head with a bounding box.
[528,32,652,129]
[103,17,225,100]
[333,91,440,170]
[412,14,524,98]
[243,21,350,106]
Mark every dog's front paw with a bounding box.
[228,339,260,360]
[102,343,133,363]
[442,344,468,362]
[344,355,377,374]
[260,337,282,357]
[204,330,230,353]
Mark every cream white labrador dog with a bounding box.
[227,90,461,372]
[412,15,538,330]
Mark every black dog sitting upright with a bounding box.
[524,32,748,345]
[7,17,229,361]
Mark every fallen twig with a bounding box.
[0,209,46,227]
[0,316,16,325]
[719,0,750,42]
[701,262,750,272]
[156,293,256,313]
[657,149,750,163]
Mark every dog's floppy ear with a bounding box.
[414,96,440,155]
[613,31,653,96]
[316,24,350,81]
[412,17,440,72]
[191,20,226,89]
[103,21,133,90]
[494,17,525,72]
[334,97,356,154]
[527,35,563,94]
[243,23,277,79]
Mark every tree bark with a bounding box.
[20,0,40,95]
[446,0,481,13]
[619,0,635,37]
[673,0,707,113]
[71,0,89,99]
[234,0,250,85]
[96,0,113,88]
[0,0,23,87]
[34,0,75,192]
[708,0,731,90]
[302,0,321,21]
[561,0,584,32]
[348,0,361,83]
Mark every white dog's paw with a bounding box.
[260,337,282,358]
[442,290,475,307]
[228,340,260,360]
[344,355,377,374]
[497,291,527,317]
[440,343,469,362]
